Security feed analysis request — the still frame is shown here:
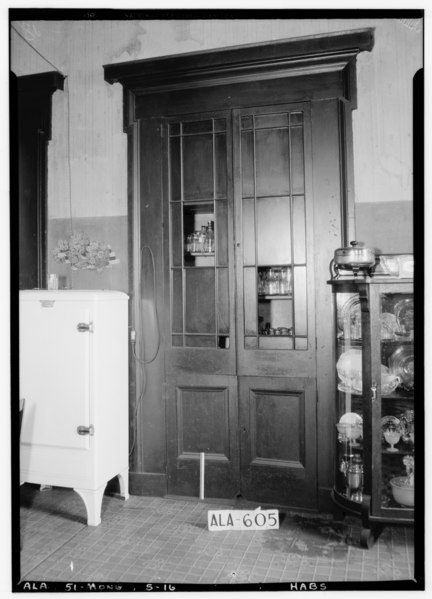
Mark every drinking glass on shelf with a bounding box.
[383,422,401,452]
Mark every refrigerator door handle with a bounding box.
[77,322,94,333]
[77,425,95,436]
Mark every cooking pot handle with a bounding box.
[329,258,339,280]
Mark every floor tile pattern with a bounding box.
[19,484,415,586]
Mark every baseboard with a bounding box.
[129,471,167,496]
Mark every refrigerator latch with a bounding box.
[77,425,95,436]
[77,322,94,333]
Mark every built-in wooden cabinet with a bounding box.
[104,29,375,509]
[329,275,416,547]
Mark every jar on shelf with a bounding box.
[346,454,363,502]
[197,226,207,253]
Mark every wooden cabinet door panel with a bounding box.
[239,376,317,509]
[166,373,239,499]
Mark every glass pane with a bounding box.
[242,198,255,266]
[171,203,182,267]
[241,115,253,130]
[293,266,307,336]
[255,113,289,129]
[215,200,228,266]
[334,289,363,502]
[270,297,293,330]
[215,133,227,199]
[172,335,183,347]
[169,122,180,136]
[169,136,181,202]
[290,112,303,126]
[258,266,292,297]
[255,128,290,197]
[183,134,214,201]
[183,204,214,266]
[185,268,215,334]
[292,195,306,264]
[217,268,229,335]
[258,295,293,337]
[244,267,257,336]
[291,126,305,195]
[257,197,291,265]
[172,269,183,333]
[241,130,254,199]
[214,118,226,132]
[379,291,414,511]
[183,120,213,134]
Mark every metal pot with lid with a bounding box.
[331,241,376,278]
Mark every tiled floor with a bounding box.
[17,483,416,589]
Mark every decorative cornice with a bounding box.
[16,71,65,95]
[104,28,374,95]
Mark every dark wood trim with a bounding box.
[129,472,167,497]
[15,70,64,290]
[16,71,65,94]
[134,70,346,119]
[104,28,374,92]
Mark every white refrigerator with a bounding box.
[19,290,129,526]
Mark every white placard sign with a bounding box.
[208,507,279,531]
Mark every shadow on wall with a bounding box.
[47,216,128,292]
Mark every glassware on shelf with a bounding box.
[204,221,214,253]
[382,419,401,452]
[394,298,414,338]
[258,266,292,296]
[198,226,207,252]
[346,454,363,502]
[185,221,215,256]
[389,346,414,391]
[336,412,363,447]
[400,409,414,446]
[268,269,277,295]
[336,349,400,394]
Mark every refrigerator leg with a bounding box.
[74,485,107,526]
[118,469,130,501]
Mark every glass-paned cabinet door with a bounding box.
[168,115,231,349]
[240,106,309,351]
[377,287,414,513]
[334,288,365,502]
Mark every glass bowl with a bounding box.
[390,476,414,507]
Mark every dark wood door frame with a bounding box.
[13,71,64,291]
[104,29,375,506]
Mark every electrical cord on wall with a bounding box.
[129,245,161,458]
[132,246,161,366]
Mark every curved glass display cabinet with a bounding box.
[329,272,415,548]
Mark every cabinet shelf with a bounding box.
[258,294,293,300]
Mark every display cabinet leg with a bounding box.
[360,528,374,549]
[74,485,106,526]
[360,525,383,549]
[117,469,129,501]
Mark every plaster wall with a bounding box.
[11,17,422,269]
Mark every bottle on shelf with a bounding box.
[204,221,214,253]
[346,454,363,502]
[197,226,207,253]
[268,269,276,295]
